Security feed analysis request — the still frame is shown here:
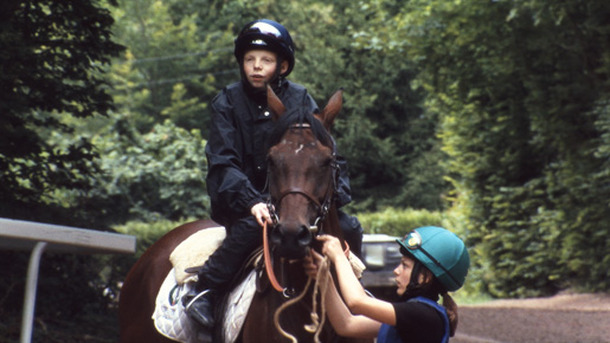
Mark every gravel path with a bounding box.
[453,293,610,343]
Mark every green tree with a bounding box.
[0,0,123,223]
[109,0,232,133]
[393,0,610,296]
[107,0,444,212]
[269,0,440,211]
[0,1,126,341]
[84,118,210,224]
[74,0,226,226]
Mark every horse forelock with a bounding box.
[269,109,333,149]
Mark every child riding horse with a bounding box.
[119,86,370,343]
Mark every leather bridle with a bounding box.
[267,161,337,235]
[262,124,339,294]
[265,123,339,235]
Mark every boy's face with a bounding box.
[243,49,289,89]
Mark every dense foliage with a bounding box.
[105,0,443,212]
[385,0,610,296]
[0,2,125,342]
[86,119,210,223]
[0,0,123,224]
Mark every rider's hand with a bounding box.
[251,202,272,227]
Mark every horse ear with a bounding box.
[267,84,286,121]
[319,88,343,130]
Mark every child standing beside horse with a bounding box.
[183,18,363,330]
[305,226,470,343]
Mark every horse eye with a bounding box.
[268,155,281,169]
[321,157,333,167]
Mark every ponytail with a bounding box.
[441,292,458,337]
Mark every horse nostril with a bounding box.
[270,226,283,246]
[297,225,312,247]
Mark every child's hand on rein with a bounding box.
[316,234,344,262]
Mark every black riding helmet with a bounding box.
[234,19,296,77]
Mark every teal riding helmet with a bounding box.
[396,226,470,292]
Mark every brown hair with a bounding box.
[441,291,458,336]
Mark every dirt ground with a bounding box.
[453,293,610,343]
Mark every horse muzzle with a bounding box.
[270,220,313,259]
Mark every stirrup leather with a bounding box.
[184,289,211,311]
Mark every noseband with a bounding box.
[268,174,336,235]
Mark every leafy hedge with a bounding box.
[113,218,194,257]
[358,207,447,237]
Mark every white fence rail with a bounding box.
[0,217,136,343]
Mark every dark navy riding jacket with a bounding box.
[205,80,352,227]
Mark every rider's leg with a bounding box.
[184,216,262,328]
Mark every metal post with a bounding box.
[20,242,47,343]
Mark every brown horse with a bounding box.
[119,87,369,343]
[118,219,217,343]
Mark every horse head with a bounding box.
[266,86,343,260]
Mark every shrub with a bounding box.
[357,207,448,237]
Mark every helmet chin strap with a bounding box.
[275,56,286,88]
[409,261,423,288]
[403,260,424,298]
[403,260,444,301]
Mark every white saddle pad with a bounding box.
[170,226,226,284]
[152,267,257,343]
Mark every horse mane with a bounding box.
[268,109,334,149]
